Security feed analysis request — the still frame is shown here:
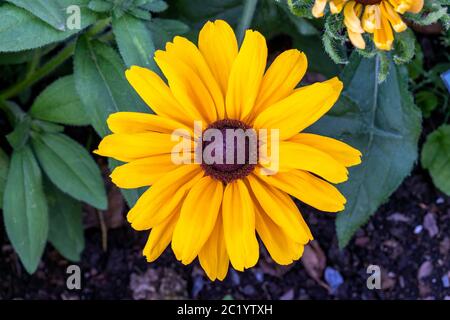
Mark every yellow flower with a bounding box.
[95,20,362,281]
[312,0,424,50]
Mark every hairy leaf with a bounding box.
[5,0,67,31]
[31,133,107,210]
[3,145,48,274]
[421,125,450,196]
[30,76,90,126]
[0,3,97,52]
[74,36,147,136]
[6,116,32,150]
[112,13,157,69]
[0,148,9,209]
[47,181,85,262]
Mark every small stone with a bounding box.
[241,285,256,296]
[423,212,439,238]
[324,267,344,294]
[387,213,411,223]
[254,270,264,283]
[355,236,370,247]
[440,237,450,255]
[414,225,423,234]
[279,289,294,300]
[442,274,450,288]
[191,276,204,298]
[418,261,433,280]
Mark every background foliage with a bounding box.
[0,0,448,273]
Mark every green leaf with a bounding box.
[74,36,148,136]
[421,125,450,196]
[31,132,107,210]
[408,42,424,80]
[31,119,65,133]
[5,0,67,31]
[416,91,438,118]
[3,145,48,274]
[147,18,190,49]
[309,54,422,247]
[377,52,391,83]
[0,148,9,209]
[128,7,152,20]
[393,29,416,65]
[0,3,97,52]
[112,13,157,69]
[47,181,84,262]
[144,0,168,12]
[88,0,113,12]
[30,76,90,126]
[6,116,32,150]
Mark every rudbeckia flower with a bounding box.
[312,0,424,50]
[95,20,362,281]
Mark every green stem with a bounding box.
[0,42,76,100]
[87,17,112,38]
[24,48,42,81]
[237,0,259,44]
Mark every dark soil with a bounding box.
[1,163,449,300]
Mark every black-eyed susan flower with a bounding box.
[95,20,362,281]
[312,0,424,50]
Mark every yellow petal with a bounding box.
[407,0,423,14]
[373,13,394,50]
[258,169,347,212]
[381,2,407,33]
[95,132,182,162]
[155,47,217,124]
[198,20,238,96]
[127,164,203,230]
[125,66,198,126]
[246,174,312,244]
[344,1,364,33]
[165,36,225,120]
[172,176,223,264]
[330,0,346,14]
[389,0,413,14]
[143,209,180,262]
[107,112,191,135]
[275,141,349,183]
[254,202,305,265]
[348,28,366,49]
[110,154,186,189]
[312,0,327,18]
[222,180,259,271]
[226,30,267,120]
[249,49,307,121]
[362,5,381,33]
[253,77,343,140]
[198,214,229,281]
[289,133,362,167]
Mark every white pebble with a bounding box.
[414,225,423,234]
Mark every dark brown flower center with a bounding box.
[354,0,382,4]
[200,119,257,184]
